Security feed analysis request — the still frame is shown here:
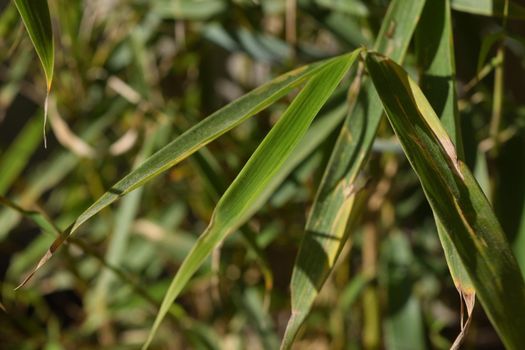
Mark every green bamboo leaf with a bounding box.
[13,0,54,90]
[13,0,54,146]
[416,1,475,347]
[281,0,426,347]
[190,96,349,307]
[189,137,276,307]
[366,53,525,350]
[17,56,339,288]
[247,93,349,216]
[142,50,361,349]
[451,0,525,19]
[417,0,462,152]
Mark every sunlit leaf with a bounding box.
[18,56,339,287]
[142,50,361,349]
[281,0,426,347]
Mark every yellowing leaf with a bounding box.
[366,53,525,350]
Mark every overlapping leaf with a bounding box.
[142,50,361,349]
[18,55,342,287]
[281,0,426,347]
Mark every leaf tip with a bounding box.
[15,248,53,290]
[43,91,50,148]
[450,290,475,350]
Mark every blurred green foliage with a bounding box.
[1,0,525,349]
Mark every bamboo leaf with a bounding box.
[366,53,525,350]
[13,0,54,90]
[17,56,340,287]
[416,1,475,347]
[281,0,426,347]
[191,94,349,307]
[142,50,361,349]
[245,93,349,218]
[451,0,525,19]
[13,0,54,146]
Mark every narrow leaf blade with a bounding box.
[13,0,54,90]
[416,0,475,345]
